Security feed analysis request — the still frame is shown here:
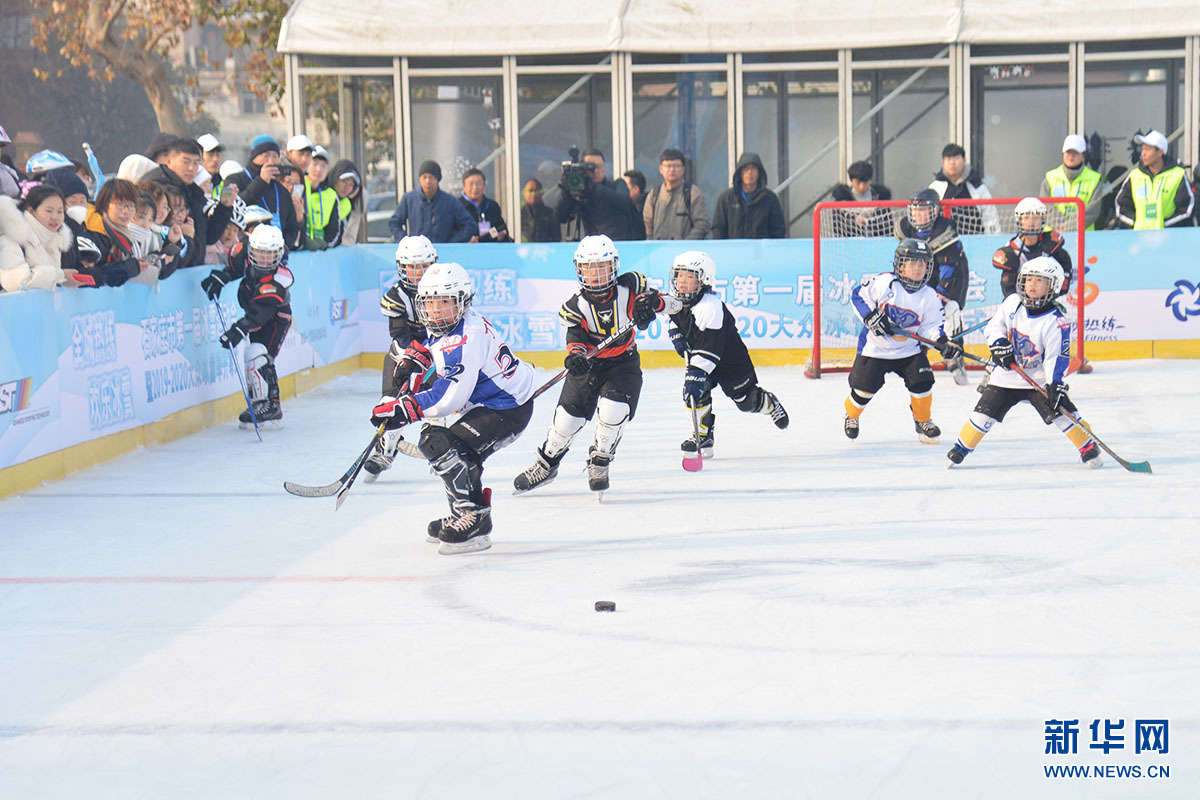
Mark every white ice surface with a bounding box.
[1,361,1197,799]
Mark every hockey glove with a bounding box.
[564,348,593,377]
[1046,382,1070,414]
[201,271,229,301]
[989,338,1016,369]
[668,325,688,358]
[401,340,434,376]
[219,321,249,349]
[371,393,423,429]
[682,366,709,404]
[942,299,963,336]
[633,290,663,330]
[935,333,963,360]
[863,307,893,337]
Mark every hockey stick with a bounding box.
[948,317,990,341]
[530,321,637,401]
[683,396,704,472]
[284,422,388,500]
[1007,362,1152,474]
[213,301,260,441]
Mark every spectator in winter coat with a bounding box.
[711,152,786,239]
[928,143,1000,235]
[149,138,235,259]
[643,148,710,240]
[144,133,178,165]
[117,154,159,183]
[233,138,300,249]
[0,124,21,199]
[0,186,75,291]
[78,179,144,287]
[830,160,893,237]
[330,159,365,245]
[520,179,560,243]
[460,168,509,242]
[388,160,474,243]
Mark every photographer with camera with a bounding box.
[231,137,301,251]
[555,147,642,242]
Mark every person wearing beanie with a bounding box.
[388,159,474,243]
[40,167,89,208]
[234,137,300,248]
[144,133,179,165]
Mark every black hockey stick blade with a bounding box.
[283,423,388,499]
[334,423,390,510]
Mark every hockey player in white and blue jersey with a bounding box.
[371,262,536,555]
[947,256,1100,468]
[843,238,963,443]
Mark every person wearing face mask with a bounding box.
[0,185,75,291]
[77,178,147,287]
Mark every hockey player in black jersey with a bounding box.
[656,251,789,458]
[363,235,436,480]
[201,221,292,428]
[513,234,657,498]
[894,188,971,384]
[991,197,1073,298]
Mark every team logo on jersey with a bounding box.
[438,334,467,353]
[1013,330,1041,362]
[1165,279,1200,322]
[883,304,921,334]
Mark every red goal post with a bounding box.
[808,197,1086,378]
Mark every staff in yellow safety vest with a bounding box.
[1039,134,1102,231]
[300,145,341,250]
[1114,130,1195,229]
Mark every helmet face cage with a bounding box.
[573,235,619,296]
[1014,199,1047,237]
[398,259,435,293]
[670,266,706,304]
[247,245,283,278]
[416,263,474,336]
[1016,260,1064,310]
[907,193,940,234]
[893,243,934,292]
[396,236,438,292]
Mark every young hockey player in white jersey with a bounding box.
[512,234,659,498]
[370,262,536,554]
[363,235,435,481]
[843,238,962,443]
[660,250,789,457]
[947,256,1100,468]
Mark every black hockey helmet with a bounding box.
[907,188,941,234]
[893,237,934,292]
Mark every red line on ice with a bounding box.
[0,575,429,584]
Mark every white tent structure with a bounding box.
[276,1,1200,241]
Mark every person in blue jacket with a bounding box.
[388,160,475,243]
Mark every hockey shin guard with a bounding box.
[245,343,272,402]
[543,406,587,459]
[593,397,631,458]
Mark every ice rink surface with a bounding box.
[2,359,1197,799]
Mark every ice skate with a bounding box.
[513,447,560,494]
[1080,441,1103,469]
[947,442,969,465]
[763,391,789,429]
[438,503,493,555]
[915,419,941,444]
[239,399,283,430]
[681,432,714,459]
[586,448,610,501]
[843,415,859,440]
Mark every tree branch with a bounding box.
[98,0,131,43]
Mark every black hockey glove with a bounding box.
[668,325,687,358]
[989,338,1016,369]
[682,366,709,404]
[564,349,593,377]
[201,271,229,301]
[219,321,249,349]
[1046,381,1070,414]
[935,333,963,360]
[863,306,893,337]
[371,393,423,429]
[632,290,663,330]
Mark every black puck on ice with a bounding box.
[594,600,616,612]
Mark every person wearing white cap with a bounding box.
[285,134,315,174]
[197,134,225,176]
[1039,134,1102,231]
[300,145,340,250]
[1114,129,1195,229]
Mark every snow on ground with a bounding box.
[1,360,1197,798]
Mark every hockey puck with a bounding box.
[594,600,616,612]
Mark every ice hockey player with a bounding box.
[363,235,436,481]
[512,234,656,498]
[660,250,789,457]
[369,262,536,555]
[201,217,292,429]
[843,238,961,443]
[947,256,1100,468]
[894,188,970,384]
[991,197,1073,298]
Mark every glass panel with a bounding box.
[409,75,507,205]
[1085,59,1184,172]
[631,71,729,222]
[851,65,949,208]
[516,72,613,198]
[743,70,839,237]
[971,62,1069,199]
[303,75,396,243]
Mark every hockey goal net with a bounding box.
[807,197,1086,377]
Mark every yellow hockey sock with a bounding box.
[909,393,933,423]
[844,396,866,419]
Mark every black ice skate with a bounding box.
[947,442,970,465]
[513,447,561,494]
[1079,441,1103,469]
[763,391,789,429]
[438,503,493,555]
[239,399,283,430]
[843,415,860,440]
[586,448,611,499]
[914,419,941,444]
[681,432,715,459]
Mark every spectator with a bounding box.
[643,148,709,240]
[520,179,560,243]
[235,137,300,248]
[711,152,786,239]
[0,123,20,198]
[301,146,340,250]
[197,134,225,184]
[831,160,893,236]
[330,159,364,245]
[459,167,509,242]
[41,167,90,211]
[555,148,641,241]
[149,138,236,259]
[928,143,1000,235]
[622,169,648,239]
[1114,130,1195,229]
[388,160,474,243]
[0,185,74,291]
[1040,134,1102,231]
[117,154,159,182]
[144,133,177,165]
[284,134,315,176]
[78,178,144,287]
[126,191,159,258]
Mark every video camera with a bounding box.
[561,146,596,200]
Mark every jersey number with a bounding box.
[494,344,519,379]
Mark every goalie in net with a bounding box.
[808,195,1086,378]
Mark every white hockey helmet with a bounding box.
[395,234,438,292]
[670,250,717,305]
[1014,197,1047,236]
[416,261,474,335]
[1016,255,1064,311]
[573,234,619,296]
[247,224,286,278]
